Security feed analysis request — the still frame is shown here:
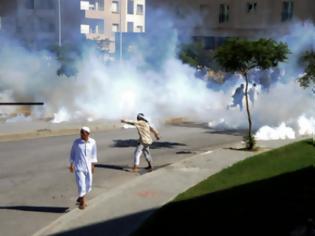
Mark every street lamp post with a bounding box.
[119,0,123,62]
[58,0,62,47]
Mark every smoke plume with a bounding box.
[0,9,314,140]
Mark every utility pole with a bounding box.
[119,0,123,62]
[58,0,62,47]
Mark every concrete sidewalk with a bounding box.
[0,118,183,142]
[0,120,120,142]
[33,138,304,236]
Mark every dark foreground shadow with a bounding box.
[306,140,315,147]
[170,121,209,128]
[224,147,260,152]
[112,139,186,149]
[95,163,172,174]
[48,167,315,236]
[0,206,69,213]
[134,166,315,236]
[95,163,171,174]
[94,164,129,171]
[54,209,156,236]
[176,150,195,154]
[206,128,247,136]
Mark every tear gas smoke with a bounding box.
[0,12,314,140]
[255,123,296,140]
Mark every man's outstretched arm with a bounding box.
[121,119,136,125]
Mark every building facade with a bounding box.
[149,0,315,48]
[0,0,82,48]
[0,0,145,53]
[80,0,145,53]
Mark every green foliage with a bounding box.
[298,51,315,88]
[243,134,256,150]
[214,38,289,150]
[214,38,289,73]
[179,42,216,68]
[175,139,315,201]
[134,140,315,236]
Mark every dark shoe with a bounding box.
[79,203,86,210]
[79,197,87,210]
[75,197,80,205]
[145,166,153,171]
[76,197,81,205]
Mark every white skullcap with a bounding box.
[81,126,90,133]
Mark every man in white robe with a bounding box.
[69,126,97,209]
[248,83,260,106]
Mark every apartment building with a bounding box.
[0,0,83,48]
[149,0,315,48]
[0,0,145,53]
[16,0,60,47]
[0,1,18,35]
[80,0,146,53]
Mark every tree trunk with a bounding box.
[244,73,253,149]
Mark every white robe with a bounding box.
[70,137,97,197]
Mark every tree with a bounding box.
[298,51,315,88]
[179,42,217,69]
[215,38,289,149]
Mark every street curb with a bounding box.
[32,141,250,236]
[0,124,121,142]
[32,138,306,236]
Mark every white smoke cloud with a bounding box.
[6,114,32,123]
[255,123,296,140]
[255,115,315,141]
[297,115,315,136]
[52,107,71,123]
[0,14,314,141]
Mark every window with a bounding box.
[80,1,90,10]
[127,0,134,14]
[112,23,119,32]
[200,4,210,14]
[136,4,143,15]
[88,20,104,34]
[25,0,35,9]
[80,24,90,34]
[219,4,230,23]
[204,37,216,50]
[94,0,104,11]
[127,21,134,32]
[282,1,294,21]
[88,3,95,10]
[37,0,55,9]
[95,23,104,34]
[246,2,257,13]
[112,1,119,13]
[39,20,55,32]
[136,25,143,32]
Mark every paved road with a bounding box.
[0,124,242,236]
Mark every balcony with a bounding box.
[80,1,104,11]
[81,0,104,20]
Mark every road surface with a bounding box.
[0,123,242,236]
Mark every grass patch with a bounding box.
[133,139,315,236]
